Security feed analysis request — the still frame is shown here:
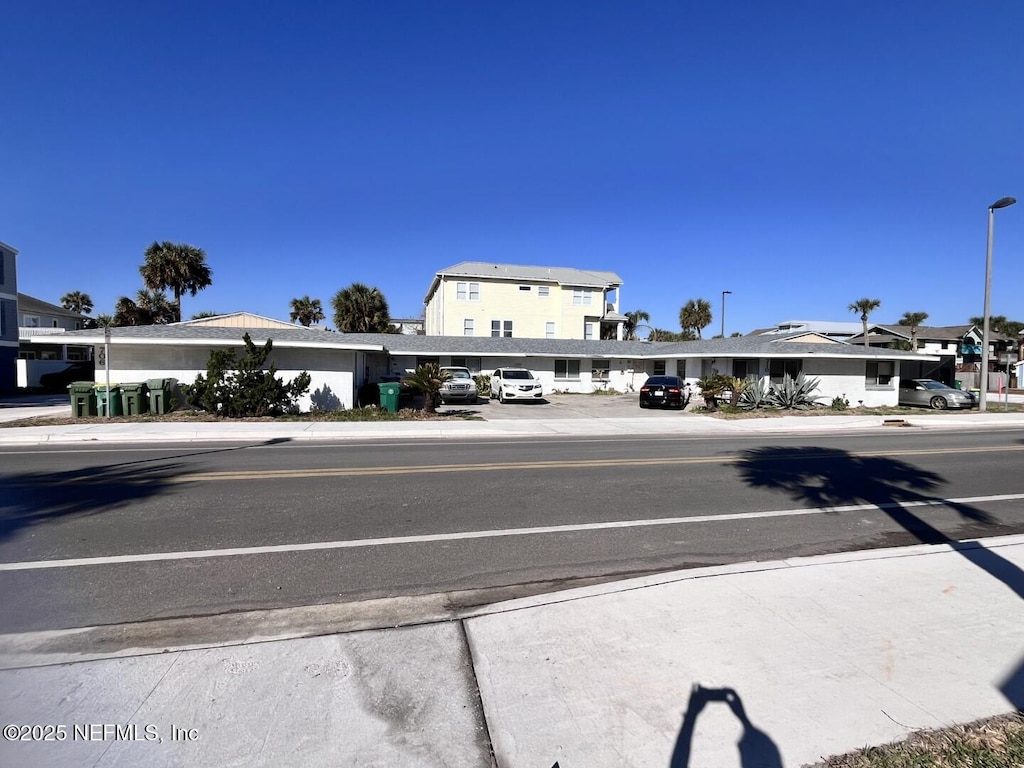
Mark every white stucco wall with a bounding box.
[98,344,355,411]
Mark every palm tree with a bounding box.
[897,311,929,350]
[331,283,391,333]
[112,290,175,326]
[403,363,451,414]
[290,296,326,327]
[848,298,881,348]
[60,291,94,315]
[190,311,221,320]
[623,309,650,341]
[679,299,713,339]
[140,241,213,322]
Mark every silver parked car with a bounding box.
[898,379,977,410]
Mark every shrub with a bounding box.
[697,373,734,410]
[183,333,312,417]
[738,377,773,410]
[403,363,451,414]
[769,373,822,410]
[831,394,850,411]
[474,374,491,397]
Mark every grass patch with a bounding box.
[808,711,1024,767]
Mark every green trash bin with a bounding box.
[120,383,149,416]
[94,385,124,417]
[378,382,401,413]
[953,380,962,390]
[146,378,177,414]
[69,381,98,418]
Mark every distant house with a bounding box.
[0,241,18,393]
[746,320,863,341]
[15,293,93,388]
[846,324,1014,388]
[423,262,626,340]
[178,312,298,330]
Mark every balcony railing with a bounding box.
[19,327,70,337]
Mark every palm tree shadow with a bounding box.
[670,685,781,768]
[736,446,1024,710]
[0,438,292,544]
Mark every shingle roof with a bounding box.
[424,262,623,302]
[850,324,1011,342]
[18,293,89,320]
[51,325,934,361]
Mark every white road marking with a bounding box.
[2,493,1023,572]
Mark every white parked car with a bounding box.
[490,368,544,403]
[439,366,479,404]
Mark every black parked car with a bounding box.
[39,362,95,390]
[639,375,688,409]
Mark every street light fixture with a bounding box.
[979,196,1016,412]
[721,291,732,338]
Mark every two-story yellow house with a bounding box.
[423,262,626,340]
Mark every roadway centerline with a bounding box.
[41,443,1022,483]
[2,492,1022,572]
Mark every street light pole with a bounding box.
[979,196,1016,412]
[721,290,732,337]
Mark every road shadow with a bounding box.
[670,685,781,768]
[735,446,1024,599]
[0,438,293,544]
[736,446,1024,711]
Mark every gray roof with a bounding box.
[18,293,89,320]
[425,261,623,302]
[50,325,934,361]
[850,324,1010,343]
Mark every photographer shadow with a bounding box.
[670,685,781,768]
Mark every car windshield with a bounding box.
[920,381,952,390]
[502,370,533,380]
[645,377,678,386]
[448,371,471,379]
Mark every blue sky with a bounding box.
[3,1,1022,334]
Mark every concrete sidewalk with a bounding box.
[2,409,1024,444]
[3,537,1023,767]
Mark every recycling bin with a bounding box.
[94,385,123,417]
[378,382,401,413]
[69,381,98,418]
[146,378,177,414]
[120,383,149,416]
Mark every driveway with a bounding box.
[438,393,679,420]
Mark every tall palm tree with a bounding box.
[898,311,929,350]
[60,290,94,315]
[848,298,881,348]
[623,309,650,341]
[679,299,713,339]
[290,296,326,327]
[140,241,213,322]
[331,283,391,333]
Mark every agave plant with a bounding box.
[768,373,822,410]
[737,376,773,410]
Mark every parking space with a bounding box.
[437,393,686,421]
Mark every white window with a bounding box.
[555,359,581,379]
[545,322,555,339]
[592,361,610,380]
[491,320,513,338]
[538,286,550,297]
[572,288,592,305]
[653,360,667,376]
[463,318,474,336]
[23,314,40,327]
[456,282,480,301]
[584,323,595,340]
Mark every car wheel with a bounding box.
[639,401,647,409]
[498,388,506,404]
[930,396,948,410]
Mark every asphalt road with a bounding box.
[3,428,1024,635]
